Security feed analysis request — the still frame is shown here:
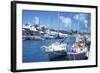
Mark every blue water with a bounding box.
[22,37,76,63]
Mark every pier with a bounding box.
[23,35,43,40]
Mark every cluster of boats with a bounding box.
[23,31,67,40]
[41,35,91,60]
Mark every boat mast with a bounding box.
[57,11,59,35]
[77,14,80,36]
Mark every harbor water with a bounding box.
[22,37,87,63]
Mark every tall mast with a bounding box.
[78,14,80,35]
[58,11,60,34]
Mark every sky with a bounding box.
[22,10,91,33]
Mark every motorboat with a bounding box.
[41,40,67,59]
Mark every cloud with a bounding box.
[84,20,88,28]
[73,14,86,21]
[73,14,89,28]
[59,16,72,27]
[84,20,88,24]
[34,16,39,24]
